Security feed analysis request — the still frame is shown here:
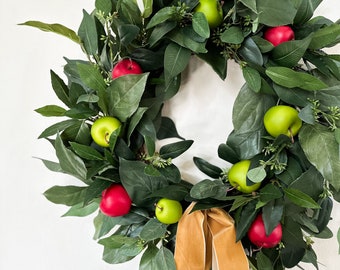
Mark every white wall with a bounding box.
[1,0,339,269]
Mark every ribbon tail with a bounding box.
[174,203,211,270]
[207,208,249,270]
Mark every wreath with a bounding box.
[21,0,340,269]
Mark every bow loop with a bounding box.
[174,203,249,270]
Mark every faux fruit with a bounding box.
[100,184,132,217]
[263,105,302,138]
[264,25,295,46]
[247,214,282,248]
[111,58,142,78]
[155,198,183,224]
[90,116,121,147]
[227,160,261,193]
[194,0,223,29]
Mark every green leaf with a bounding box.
[239,0,257,13]
[95,0,113,16]
[139,244,159,270]
[217,143,240,164]
[337,227,340,254]
[140,219,168,241]
[147,184,190,201]
[299,124,340,191]
[159,140,194,159]
[127,107,148,143]
[309,24,340,50]
[146,7,176,29]
[78,9,98,55]
[50,70,71,107]
[192,12,210,39]
[247,166,266,183]
[38,119,79,139]
[259,184,283,204]
[281,217,306,268]
[55,133,88,182]
[220,26,244,44]
[193,157,222,179]
[106,73,149,122]
[164,43,191,83]
[168,27,207,54]
[239,37,263,66]
[190,179,226,200]
[148,21,177,48]
[38,158,63,173]
[284,188,320,209]
[257,0,297,26]
[156,116,185,140]
[62,200,99,217]
[77,63,107,114]
[256,251,274,270]
[118,24,140,46]
[235,200,258,241]
[262,199,284,235]
[84,179,112,205]
[266,67,328,91]
[69,142,104,160]
[35,105,66,117]
[154,247,176,270]
[242,66,262,93]
[294,0,322,24]
[271,35,312,67]
[141,0,153,18]
[119,159,169,206]
[44,185,87,206]
[19,21,81,44]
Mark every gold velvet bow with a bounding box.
[174,203,249,270]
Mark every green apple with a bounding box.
[155,198,183,224]
[228,160,261,193]
[90,116,121,147]
[263,105,302,138]
[194,0,223,29]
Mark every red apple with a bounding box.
[111,58,142,78]
[263,26,295,46]
[247,214,282,248]
[99,184,132,217]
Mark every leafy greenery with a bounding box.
[22,0,340,269]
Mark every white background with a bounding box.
[1,0,339,269]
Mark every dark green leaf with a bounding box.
[159,140,194,159]
[118,24,140,46]
[157,116,185,140]
[256,251,274,270]
[217,143,240,164]
[239,37,263,66]
[190,179,226,200]
[44,185,87,206]
[146,7,176,29]
[95,0,113,16]
[19,21,81,44]
[193,157,222,179]
[235,200,258,241]
[84,179,112,205]
[147,184,190,201]
[262,199,284,235]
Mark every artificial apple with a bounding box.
[100,184,132,217]
[155,198,183,224]
[263,105,302,138]
[111,58,142,78]
[227,160,261,193]
[90,116,121,147]
[264,25,295,46]
[247,214,282,248]
[194,0,223,29]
